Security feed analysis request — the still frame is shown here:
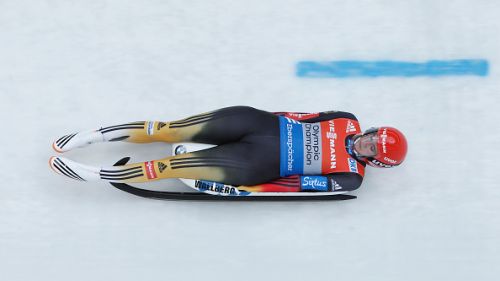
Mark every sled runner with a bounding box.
[108,143,357,201]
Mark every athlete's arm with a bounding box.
[273,111,357,123]
[239,173,362,193]
[325,173,363,191]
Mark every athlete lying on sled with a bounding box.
[49,106,407,198]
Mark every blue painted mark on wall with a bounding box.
[296,59,489,78]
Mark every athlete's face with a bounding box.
[354,133,378,157]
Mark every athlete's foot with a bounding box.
[49,156,101,181]
[52,129,104,153]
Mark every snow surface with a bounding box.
[1,0,499,280]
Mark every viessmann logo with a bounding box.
[326,120,337,169]
[286,112,319,120]
[381,128,388,154]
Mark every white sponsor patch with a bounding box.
[302,123,322,173]
[147,122,154,135]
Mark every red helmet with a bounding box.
[363,127,408,168]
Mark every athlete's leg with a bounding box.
[52,106,276,152]
[50,140,281,186]
[97,144,264,185]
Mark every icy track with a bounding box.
[1,1,499,280]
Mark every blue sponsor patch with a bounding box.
[346,137,354,155]
[300,176,328,191]
[279,116,304,176]
[348,158,358,173]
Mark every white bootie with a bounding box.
[49,156,101,181]
[52,129,104,153]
